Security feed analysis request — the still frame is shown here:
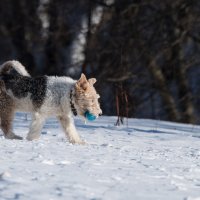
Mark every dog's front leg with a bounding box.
[58,115,85,144]
[26,113,45,141]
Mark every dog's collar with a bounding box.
[70,89,77,116]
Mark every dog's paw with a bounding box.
[26,134,40,141]
[78,140,87,145]
[69,139,87,145]
[5,133,23,140]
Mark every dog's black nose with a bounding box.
[99,113,102,116]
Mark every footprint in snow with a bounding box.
[0,171,11,181]
[42,160,55,165]
[42,160,72,166]
[101,143,113,147]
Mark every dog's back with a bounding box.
[1,74,47,111]
[1,74,76,116]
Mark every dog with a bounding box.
[0,65,102,144]
[0,60,30,140]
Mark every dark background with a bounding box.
[1,0,200,124]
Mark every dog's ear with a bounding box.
[80,73,87,80]
[88,78,96,85]
[76,73,89,90]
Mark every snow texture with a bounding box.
[0,113,200,200]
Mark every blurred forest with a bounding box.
[1,0,200,124]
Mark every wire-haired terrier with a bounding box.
[0,61,102,144]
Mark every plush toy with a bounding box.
[84,111,96,121]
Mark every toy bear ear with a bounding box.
[76,73,89,90]
[88,78,96,85]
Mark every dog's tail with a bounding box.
[0,60,30,77]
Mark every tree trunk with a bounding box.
[147,58,181,122]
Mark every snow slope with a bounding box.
[0,113,200,200]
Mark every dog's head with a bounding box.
[74,73,102,119]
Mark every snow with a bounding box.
[0,113,200,200]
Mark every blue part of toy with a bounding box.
[84,111,96,121]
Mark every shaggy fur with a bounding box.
[0,60,30,139]
[0,70,102,144]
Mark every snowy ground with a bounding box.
[0,113,200,200]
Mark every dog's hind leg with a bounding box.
[0,92,22,140]
[0,110,22,140]
[58,115,85,144]
[26,113,45,141]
